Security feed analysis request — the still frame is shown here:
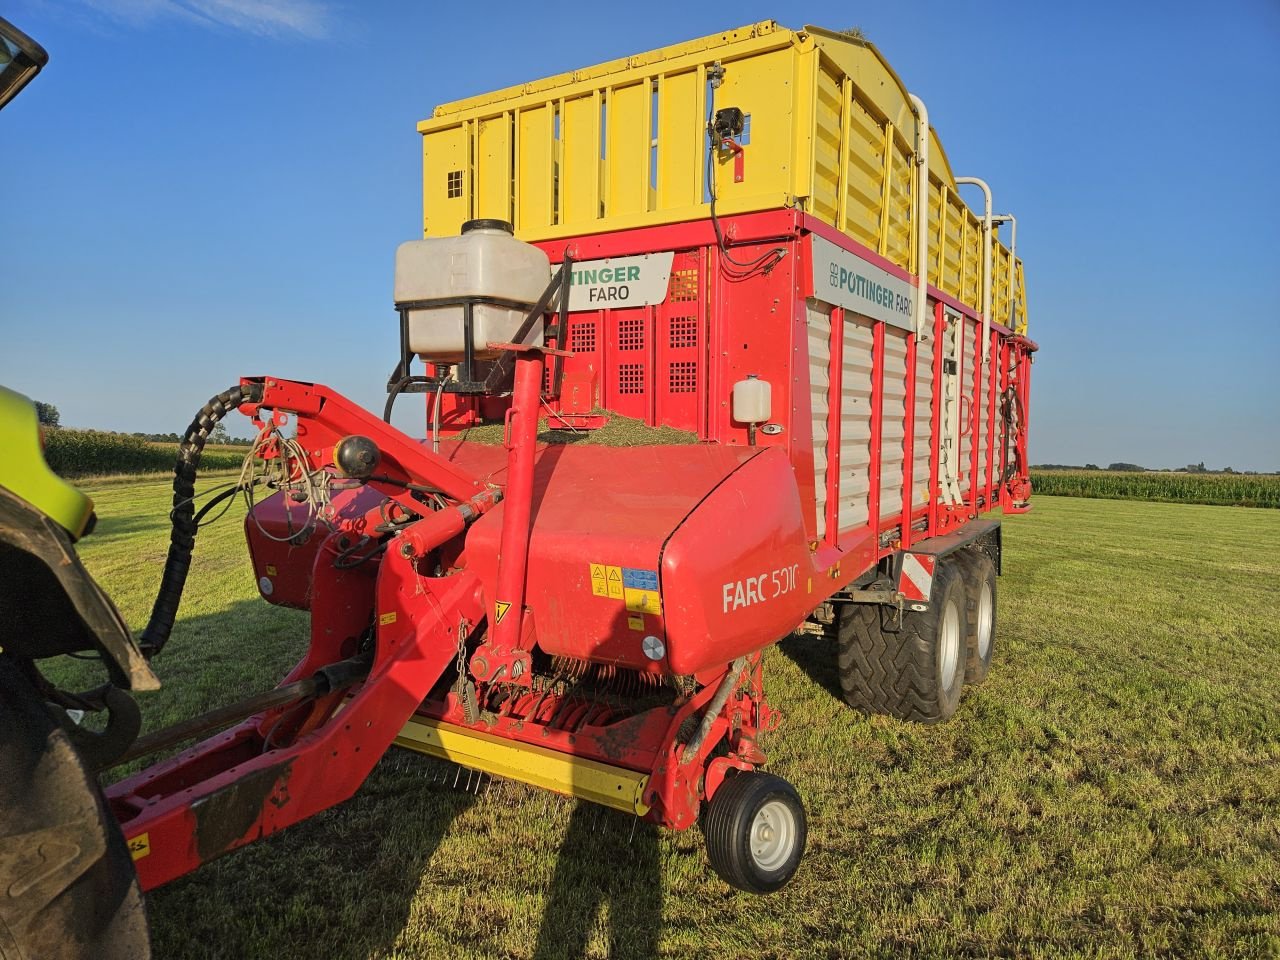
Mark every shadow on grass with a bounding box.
[776,629,844,704]
[532,804,663,960]
[113,596,665,959]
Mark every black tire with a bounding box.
[702,771,806,894]
[0,657,150,960]
[953,550,997,685]
[835,561,966,723]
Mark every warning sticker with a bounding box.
[590,563,608,597]
[128,833,150,861]
[622,568,661,614]
[589,563,624,599]
[627,614,645,631]
[265,565,277,576]
[495,600,512,624]
[378,612,397,626]
[590,564,660,612]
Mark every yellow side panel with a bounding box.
[842,96,882,251]
[475,114,511,223]
[961,208,982,308]
[423,124,471,237]
[656,70,702,210]
[517,105,554,232]
[562,93,600,224]
[992,238,1012,327]
[713,48,796,206]
[1014,259,1029,334]
[884,135,913,271]
[927,179,945,287]
[811,64,842,224]
[606,81,650,217]
[942,191,966,300]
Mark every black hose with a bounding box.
[139,382,263,659]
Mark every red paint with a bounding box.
[103,200,1034,890]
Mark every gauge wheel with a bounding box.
[702,771,807,894]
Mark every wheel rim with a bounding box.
[749,799,797,872]
[976,581,993,658]
[940,598,961,685]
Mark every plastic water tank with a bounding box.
[394,219,551,363]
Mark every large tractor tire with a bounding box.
[0,657,150,960]
[953,549,997,685]
[836,560,966,723]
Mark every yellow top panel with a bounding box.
[418,21,1027,331]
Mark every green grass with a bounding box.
[53,482,1280,959]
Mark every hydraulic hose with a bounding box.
[139,382,263,658]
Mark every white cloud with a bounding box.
[76,0,333,39]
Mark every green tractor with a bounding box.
[0,18,154,958]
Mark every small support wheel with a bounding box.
[953,550,997,684]
[702,771,806,894]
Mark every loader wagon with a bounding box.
[37,20,1035,909]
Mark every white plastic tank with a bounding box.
[732,374,772,424]
[394,219,551,363]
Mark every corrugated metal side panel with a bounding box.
[992,239,1012,328]
[842,97,883,254]
[808,302,832,540]
[942,191,966,303]
[838,316,874,530]
[959,317,976,494]
[978,332,993,495]
[879,329,908,519]
[811,65,842,226]
[961,210,982,308]
[912,335,934,510]
[884,139,913,269]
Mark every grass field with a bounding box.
[52,480,1280,959]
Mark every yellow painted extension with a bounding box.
[395,715,651,816]
[418,20,1028,333]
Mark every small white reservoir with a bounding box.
[395,219,551,363]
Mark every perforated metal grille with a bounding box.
[446,170,463,198]
[570,321,597,352]
[668,316,697,349]
[669,268,698,302]
[618,363,645,395]
[617,317,645,351]
[668,361,697,394]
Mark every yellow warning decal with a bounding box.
[589,563,624,599]
[627,614,645,631]
[265,565,277,576]
[605,566,623,599]
[128,833,150,861]
[624,588,662,615]
[495,600,512,624]
[379,611,397,626]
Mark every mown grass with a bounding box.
[51,482,1280,959]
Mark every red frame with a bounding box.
[105,208,1035,893]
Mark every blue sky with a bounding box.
[2,0,1277,470]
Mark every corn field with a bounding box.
[43,430,247,479]
[1031,470,1280,508]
